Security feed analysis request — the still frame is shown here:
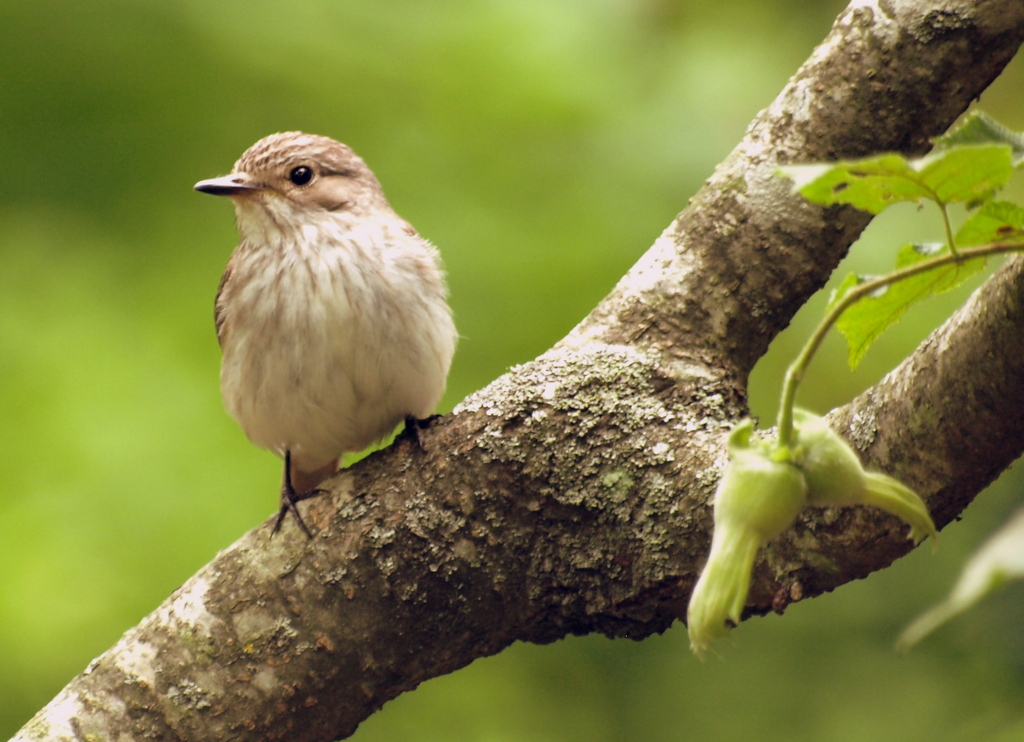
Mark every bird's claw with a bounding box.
[271,484,327,539]
[402,414,440,449]
[272,450,329,539]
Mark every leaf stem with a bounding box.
[939,202,959,257]
[775,241,1021,448]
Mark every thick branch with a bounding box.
[566,0,1024,376]
[763,254,1024,608]
[14,1,1024,741]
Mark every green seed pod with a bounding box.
[792,409,937,545]
[688,420,808,655]
[792,409,866,506]
[716,420,809,542]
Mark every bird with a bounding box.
[194,132,457,537]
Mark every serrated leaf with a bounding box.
[955,200,1024,247]
[912,144,1014,204]
[781,154,929,214]
[899,507,1024,649]
[934,111,1024,166]
[827,271,862,309]
[829,243,986,369]
[779,144,1014,214]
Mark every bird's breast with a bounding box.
[216,227,455,466]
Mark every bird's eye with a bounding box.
[289,166,314,186]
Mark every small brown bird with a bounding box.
[195,132,457,536]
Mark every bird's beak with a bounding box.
[193,174,263,196]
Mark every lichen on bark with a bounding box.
[13,1,1024,740]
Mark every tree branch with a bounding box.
[14,1,1024,741]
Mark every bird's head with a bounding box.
[195,132,392,237]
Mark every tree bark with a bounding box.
[14,1,1024,741]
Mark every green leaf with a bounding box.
[934,111,1024,167]
[780,144,1014,213]
[781,154,929,214]
[830,243,986,369]
[914,145,1014,205]
[955,200,1024,247]
[899,506,1024,649]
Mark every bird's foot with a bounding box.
[401,414,440,449]
[272,450,331,539]
[272,481,327,539]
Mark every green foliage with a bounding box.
[825,198,1024,369]
[828,242,988,369]
[933,111,1024,166]
[694,112,1024,660]
[781,145,1014,214]
[782,113,1024,369]
[900,507,1024,649]
[747,113,1024,659]
[956,199,1024,247]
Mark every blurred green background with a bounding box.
[2,1,1024,740]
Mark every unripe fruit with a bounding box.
[688,412,938,655]
[688,420,808,655]
[792,409,936,544]
[793,409,867,506]
[716,420,809,541]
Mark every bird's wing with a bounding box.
[214,262,232,349]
